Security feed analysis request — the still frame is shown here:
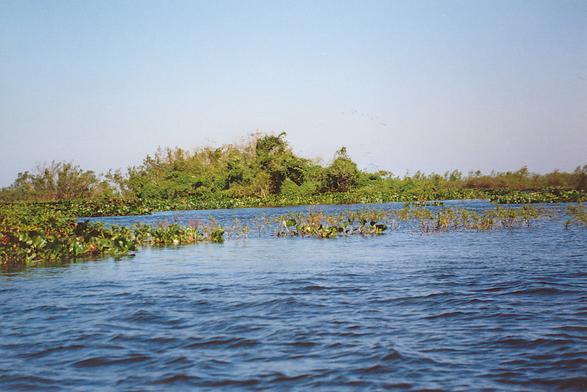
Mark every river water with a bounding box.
[1,201,586,391]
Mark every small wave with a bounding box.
[203,378,261,387]
[482,287,508,292]
[339,331,369,338]
[164,356,192,366]
[124,309,183,326]
[109,333,134,342]
[287,341,317,347]
[558,325,587,332]
[20,344,85,359]
[491,337,573,348]
[381,349,402,361]
[493,371,520,379]
[112,291,133,298]
[465,298,492,304]
[269,372,314,383]
[185,337,258,349]
[497,376,587,390]
[509,287,575,295]
[74,354,151,368]
[302,285,327,291]
[383,382,413,389]
[0,375,59,385]
[551,358,587,369]
[546,377,587,390]
[370,292,449,304]
[126,309,161,322]
[151,374,197,385]
[355,364,390,374]
[28,304,69,312]
[150,336,178,344]
[424,311,465,319]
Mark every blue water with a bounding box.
[1,202,586,391]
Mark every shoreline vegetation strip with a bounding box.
[1,202,585,269]
[0,133,585,216]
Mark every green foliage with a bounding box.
[2,199,582,269]
[0,203,224,268]
[463,165,587,191]
[0,133,585,211]
[253,132,313,194]
[1,129,583,270]
[275,209,388,238]
[263,205,566,238]
[321,147,360,192]
[0,161,111,202]
[487,189,583,204]
[280,178,318,197]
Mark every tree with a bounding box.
[322,147,360,192]
[1,161,108,201]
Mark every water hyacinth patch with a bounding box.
[276,210,388,238]
[1,202,584,269]
[0,204,225,268]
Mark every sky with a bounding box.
[0,0,586,186]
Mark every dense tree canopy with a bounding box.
[1,162,110,201]
[0,133,585,203]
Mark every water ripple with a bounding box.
[0,201,585,391]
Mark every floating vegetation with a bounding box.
[5,187,584,220]
[233,205,568,239]
[275,210,389,238]
[565,204,587,228]
[270,205,557,236]
[404,200,445,207]
[0,204,224,268]
[1,201,584,269]
[488,190,584,204]
[407,205,551,232]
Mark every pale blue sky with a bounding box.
[1,0,585,185]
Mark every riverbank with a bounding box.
[2,188,585,218]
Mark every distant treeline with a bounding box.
[1,132,585,203]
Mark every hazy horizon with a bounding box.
[1,0,586,186]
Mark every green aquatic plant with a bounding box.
[487,188,585,204]
[404,205,555,233]
[0,204,225,268]
[2,185,583,219]
[268,205,561,238]
[132,222,225,246]
[1,201,582,269]
[275,210,388,238]
[565,204,587,228]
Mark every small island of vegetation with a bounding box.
[1,132,585,268]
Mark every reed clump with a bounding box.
[565,204,587,228]
[264,205,559,237]
[407,205,548,233]
[239,205,563,238]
